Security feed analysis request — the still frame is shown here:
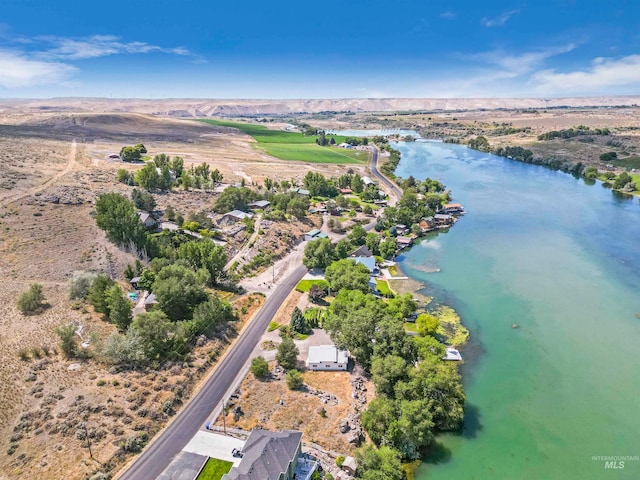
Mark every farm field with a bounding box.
[199,119,368,164]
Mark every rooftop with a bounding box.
[307,345,349,365]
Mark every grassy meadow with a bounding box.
[199,119,368,164]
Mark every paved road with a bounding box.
[117,264,308,480]
[370,145,402,200]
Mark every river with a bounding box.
[391,141,640,479]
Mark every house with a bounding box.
[129,277,141,290]
[395,224,408,235]
[248,200,270,211]
[342,456,358,475]
[396,236,413,248]
[349,245,373,258]
[419,218,435,232]
[306,345,349,371]
[369,277,378,292]
[305,229,322,241]
[440,203,465,215]
[352,256,379,275]
[338,142,353,149]
[443,347,463,361]
[289,187,310,196]
[374,199,387,206]
[222,429,303,480]
[362,176,374,186]
[309,206,327,214]
[433,213,454,226]
[339,187,353,195]
[138,211,157,229]
[218,210,254,225]
[143,292,157,311]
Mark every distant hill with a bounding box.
[1,96,640,116]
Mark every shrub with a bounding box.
[276,337,299,370]
[97,379,107,386]
[336,455,345,467]
[56,323,78,358]
[69,271,98,300]
[18,349,30,361]
[285,369,303,390]
[250,356,269,379]
[17,283,46,314]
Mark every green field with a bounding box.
[197,458,233,480]
[611,156,640,169]
[376,279,394,297]
[295,279,329,293]
[199,119,368,164]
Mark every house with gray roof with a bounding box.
[222,429,302,480]
[218,210,254,226]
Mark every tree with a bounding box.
[88,274,115,315]
[614,172,632,189]
[120,146,142,162]
[303,238,335,270]
[134,143,147,154]
[387,293,417,320]
[379,238,398,260]
[192,296,236,337]
[214,187,257,213]
[137,269,156,291]
[286,369,303,390]
[95,193,148,252]
[287,196,310,219]
[17,283,46,314]
[153,153,170,168]
[325,259,371,294]
[131,188,156,211]
[334,239,351,259]
[276,336,299,370]
[135,162,160,191]
[308,284,326,303]
[56,323,78,358]
[177,240,227,286]
[290,307,308,334]
[416,313,439,336]
[211,168,223,184]
[371,355,409,397]
[165,205,176,221]
[251,356,270,378]
[152,265,208,321]
[264,177,274,192]
[99,331,147,367]
[130,310,176,362]
[351,174,364,193]
[349,224,367,246]
[365,233,381,256]
[355,445,403,480]
[106,285,133,332]
[159,165,173,191]
[68,271,97,300]
[171,156,184,178]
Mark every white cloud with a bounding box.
[473,43,577,77]
[481,9,520,27]
[38,35,192,60]
[531,54,640,94]
[0,50,77,88]
[440,10,456,19]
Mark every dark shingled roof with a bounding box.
[223,430,302,480]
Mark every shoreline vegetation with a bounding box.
[463,135,640,198]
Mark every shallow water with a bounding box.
[391,142,640,479]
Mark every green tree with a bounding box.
[165,205,176,221]
[325,259,371,294]
[349,224,367,246]
[251,356,270,378]
[334,238,351,259]
[88,274,115,315]
[153,153,170,168]
[287,196,310,218]
[17,283,46,314]
[95,193,148,251]
[355,445,403,480]
[135,162,160,191]
[371,355,409,397]
[416,313,439,336]
[614,172,632,189]
[289,306,308,334]
[137,269,156,291]
[214,187,257,212]
[303,238,335,270]
[171,156,184,178]
[264,177,274,192]
[134,143,147,154]
[286,369,303,390]
[130,310,176,362]
[191,296,236,337]
[177,240,227,285]
[308,284,326,303]
[153,265,208,321]
[365,233,381,256]
[56,323,78,358]
[276,336,299,370]
[379,238,398,259]
[351,174,364,193]
[117,168,134,185]
[387,293,418,320]
[120,146,141,162]
[159,165,173,191]
[131,188,156,211]
[99,331,147,367]
[211,168,223,184]
[106,285,133,332]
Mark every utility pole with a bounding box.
[221,400,227,435]
[272,265,275,284]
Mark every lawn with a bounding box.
[376,280,394,297]
[198,119,367,164]
[611,156,640,170]
[404,322,419,333]
[197,458,233,480]
[295,279,329,293]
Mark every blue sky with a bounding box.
[1,0,640,98]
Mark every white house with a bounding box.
[306,345,349,371]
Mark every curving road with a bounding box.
[117,264,308,480]
[369,145,402,201]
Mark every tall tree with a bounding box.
[135,162,160,191]
[152,265,208,321]
[276,336,299,370]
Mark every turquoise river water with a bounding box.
[390,141,640,479]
